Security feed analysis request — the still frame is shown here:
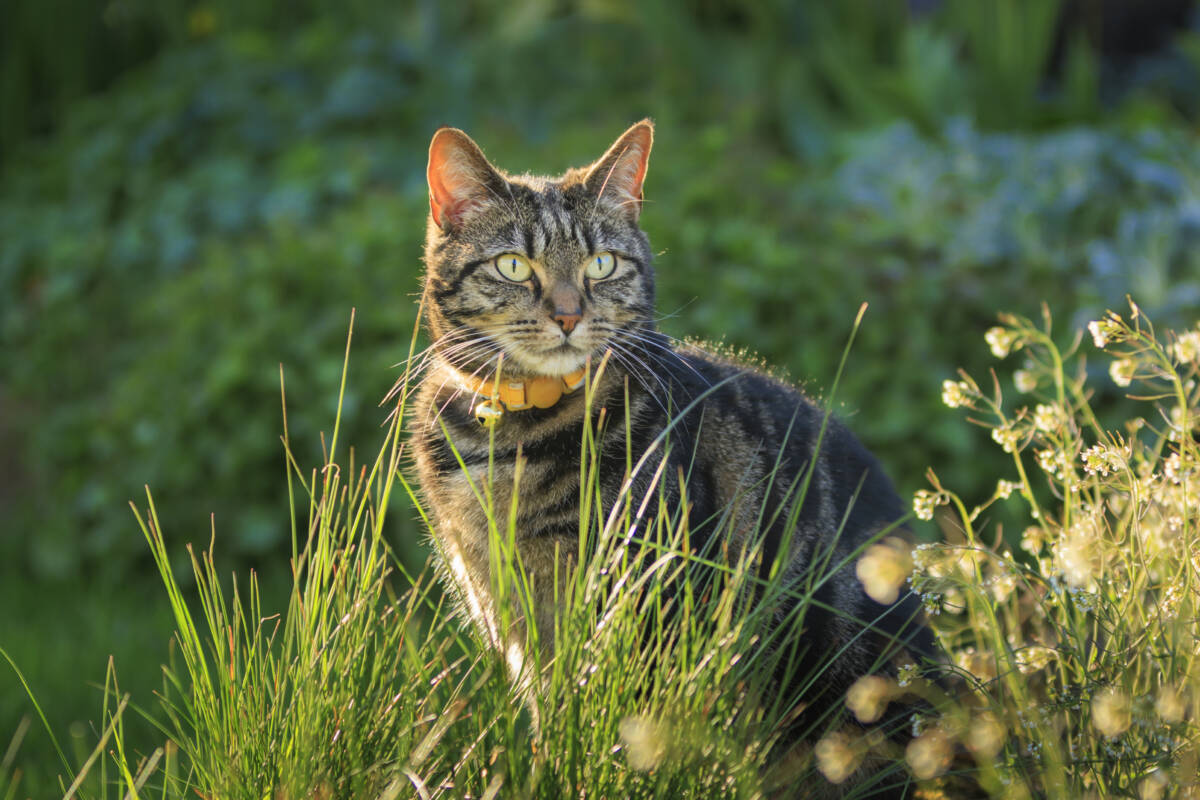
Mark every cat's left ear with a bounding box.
[584,119,653,221]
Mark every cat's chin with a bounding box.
[507,344,592,378]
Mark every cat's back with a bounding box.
[653,339,905,541]
[662,341,928,719]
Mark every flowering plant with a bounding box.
[835,302,1200,797]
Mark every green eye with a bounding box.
[585,252,617,280]
[494,253,533,282]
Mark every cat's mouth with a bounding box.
[524,341,591,376]
[497,336,603,379]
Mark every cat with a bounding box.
[409,119,934,789]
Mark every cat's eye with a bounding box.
[585,252,617,280]
[494,253,533,282]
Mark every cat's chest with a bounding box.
[413,403,586,530]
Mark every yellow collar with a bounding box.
[463,367,588,427]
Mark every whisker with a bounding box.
[387,335,502,412]
[603,344,671,416]
[383,333,498,405]
[393,327,476,368]
[591,319,707,384]
[608,338,671,395]
[613,327,712,387]
[410,343,499,397]
[429,355,502,427]
[652,297,700,322]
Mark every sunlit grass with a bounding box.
[14,307,926,799]
[10,301,1198,798]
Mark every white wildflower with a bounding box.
[1081,443,1126,476]
[990,569,1017,603]
[941,379,971,409]
[955,648,998,683]
[1015,645,1055,675]
[815,731,861,784]
[1163,451,1184,483]
[991,424,1020,453]
[1140,770,1169,800]
[967,713,1005,758]
[1035,448,1078,485]
[1167,405,1195,442]
[856,538,913,604]
[846,675,894,724]
[1020,526,1046,556]
[1171,330,1200,363]
[906,728,952,780]
[986,326,1017,359]
[1092,687,1132,738]
[1156,684,1186,724]
[619,716,667,770]
[912,490,944,522]
[1088,313,1125,349]
[1033,404,1061,433]
[942,586,965,614]
[1109,358,1136,387]
[1056,520,1102,588]
[995,479,1019,500]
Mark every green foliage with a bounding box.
[4,13,1200,580]
[4,6,1200,790]
[0,574,180,797]
[941,0,1069,127]
[10,1,1200,168]
[1,29,432,577]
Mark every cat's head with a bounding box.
[422,121,655,380]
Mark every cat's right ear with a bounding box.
[427,128,502,230]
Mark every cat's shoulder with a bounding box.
[672,338,820,404]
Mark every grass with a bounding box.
[0,574,184,797]
[5,301,1199,798]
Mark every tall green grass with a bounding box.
[20,307,931,799]
[14,301,1198,798]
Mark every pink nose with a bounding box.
[554,310,582,333]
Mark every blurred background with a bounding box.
[3,0,1200,792]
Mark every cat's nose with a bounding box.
[553,308,582,333]
[547,283,583,333]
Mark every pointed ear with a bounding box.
[427,127,503,229]
[584,119,653,221]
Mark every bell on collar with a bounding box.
[474,399,504,428]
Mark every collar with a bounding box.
[462,367,588,427]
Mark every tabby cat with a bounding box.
[410,120,932,773]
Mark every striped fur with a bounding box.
[410,121,933,756]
